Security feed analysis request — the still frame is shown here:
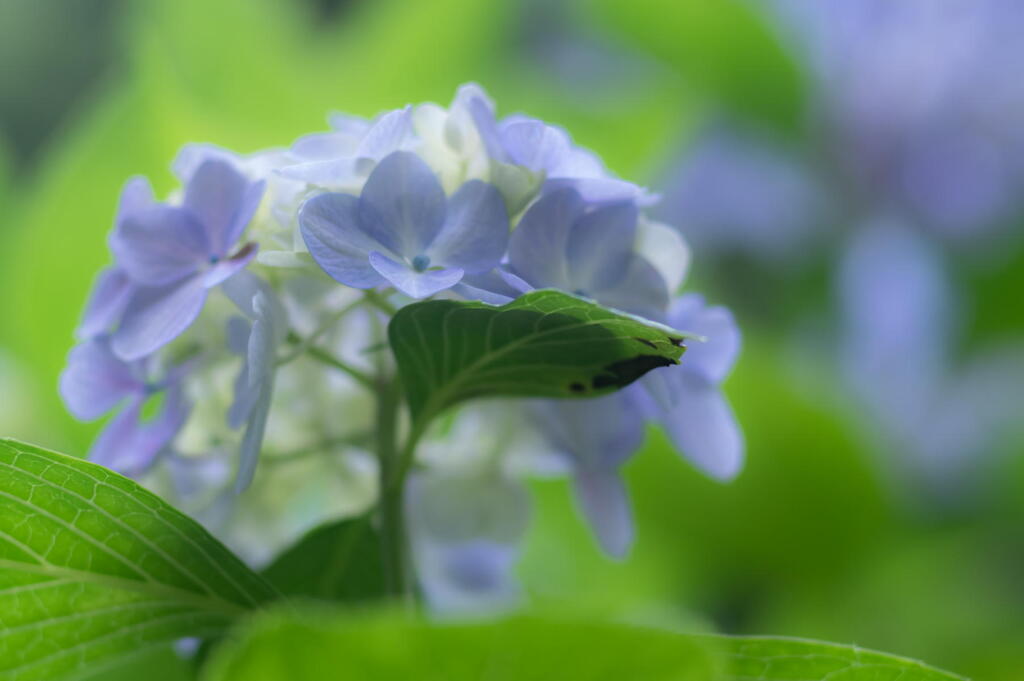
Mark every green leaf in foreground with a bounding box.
[203,610,969,681]
[260,515,385,603]
[197,610,966,679]
[388,289,687,422]
[0,438,277,681]
[203,610,720,681]
[717,636,968,681]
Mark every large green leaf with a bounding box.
[202,611,721,681]
[0,439,277,681]
[260,515,385,604]
[388,290,687,422]
[718,636,968,681]
[202,609,969,681]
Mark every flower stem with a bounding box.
[286,332,375,389]
[375,375,411,604]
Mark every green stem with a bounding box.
[364,289,399,316]
[277,298,365,365]
[375,376,411,603]
[290,333,375,390]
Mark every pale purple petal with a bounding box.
[227,314,255,430]
[669,295,740,384]
[565,201,637,291]
[90,385,188,476]
[112,277,209,360]
[531,392,645,470]
[368,251,463,299]
[661,372,743,481]
[592,255,670,321]
[116,177,155,228]
[235,388,271,492]
[112,205,207,286]
[124,384,190,476]
[60,339,142,420]
[183,159,265,256]
[507,188,584,289]
[299,192,389,288]
[226,316,250,355]
[425,180,509,272]
[171,143,240,182]
[442,541,518,594]
[291,131,360,160]
[572,470,634,558]
[355,106,413,162]
[499,119,570,172]
[546,176,653,205]
[453,268,524,304]
[77,267,135,338]
[278,158,359,186]
[89,397,144,470]
[358,151,446,257]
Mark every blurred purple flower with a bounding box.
[839,218,1024,488]
[838,218,952,428]
[406,470,529,614]
[773,0,1024,239]
[502,187,669,319]
[299,151,509,299]
[108,159,265,360]
[655,128,824,262]
[59,336,190,475]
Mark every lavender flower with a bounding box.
[503,187,670,319]
[406,469,529,613]
[59,337,191,475]
[108,159,265,360]
[299,151,509,298]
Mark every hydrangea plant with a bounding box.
[0,84,966,681]
[57,83,741,609]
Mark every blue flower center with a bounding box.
[209,254,221,265]
[411,254,431,272]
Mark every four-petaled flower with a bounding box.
[299,151,509,299]
[109,159,265,360]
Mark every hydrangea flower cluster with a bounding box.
[60,84,741,612]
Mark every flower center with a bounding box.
[411,254,431,272]
[209,254,221,265]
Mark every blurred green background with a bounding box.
[1,1,1021,680]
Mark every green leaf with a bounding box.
[260,515,385,604]
[388,290,687,423]
[718,636,968,681]
[202,610,721,681]
[202,609,969,681]
[0,438,277,681]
